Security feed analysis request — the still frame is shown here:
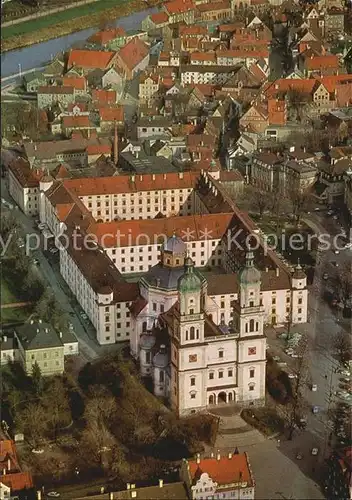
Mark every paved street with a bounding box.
[1,175,124,363]
[210,410,324,500]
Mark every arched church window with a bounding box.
[196,329,199,339]
[190,326,195,340]
[249,300,254,307]
[159,370,164,383]
[186,330,189,340]
[142,322,147,332]
[249,319,255,332]
[256,322,259,330]
[189,308,194,315]
[245,323,248,333]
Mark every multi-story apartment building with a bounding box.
[163,0,196,24]
[7,158,42,216]
[180,65,236,85]
[250,151,282,191]
[37,85,75,109]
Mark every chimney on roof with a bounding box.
[228,452,232,459]
[179,172,183,179]
[163,173,166,180]
[131,175,135,182]
[276,267,280,277]
[196,453,200,464]
[152,174,156,181]
[217,451,221,461]
[7,458,10,471]
[139,175,143,181]
[159,479,163,488]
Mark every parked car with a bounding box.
[312,384,317,391]
[334,250,340,255]
[312,406,319,414]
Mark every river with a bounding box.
[0,6,158,79]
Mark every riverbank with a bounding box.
[1,0,160,53]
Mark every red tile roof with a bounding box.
[63,171,199,196]
[86,143,111,156]
[188,453,253,487]
[164,0,195,15]
[62,115,91,128]
[92,89,117,103]
[336,82,352,107]
[62,76,86,90]
[305,54,339,70]
[67,102,88,112]
[179,25,207,36]
[118,38,149,71]
[99,106,124,122]
[67,49,115,70]
[317,74,352,93]
[191,52,216,63]
[0,472,33,492]
[88,212,234,247]
[264,78,318,97]
[88,27,126,45]
[150,11,169,24]
[38,85,74,95]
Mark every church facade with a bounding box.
[130,235,271,415]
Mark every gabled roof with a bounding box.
[67,49,115,70]
[99,106,124,122]
[187,453,254,487]
[92,88,117,103]
[0,472,33,492]
[164,0,195,15]
[62,76,86,90]
[52,163,70,179]
[15,321,63,350]
[88,27,126,45]
[150,11,169,24]
[62,115,91,128]
[118,38,149,71]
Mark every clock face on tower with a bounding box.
[189,354,197,363]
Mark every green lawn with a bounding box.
[1,275,19,305]
[0,306,33,325]
[1,0,125,40]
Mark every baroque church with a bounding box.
[130,234,267,416]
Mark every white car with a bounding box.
[344,243,352,249]
[47,493,60,498]
[312,384,317,391]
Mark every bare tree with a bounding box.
[335,262,352,309]
[281,336,311,440]
[289,188,313,226]
[235,185,274,218]
[333,330,352,365]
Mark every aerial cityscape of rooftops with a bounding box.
[0,0,351,498]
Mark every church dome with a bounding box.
[163,234,186,255]
[239,251,261,285]
[178,257,202,293]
